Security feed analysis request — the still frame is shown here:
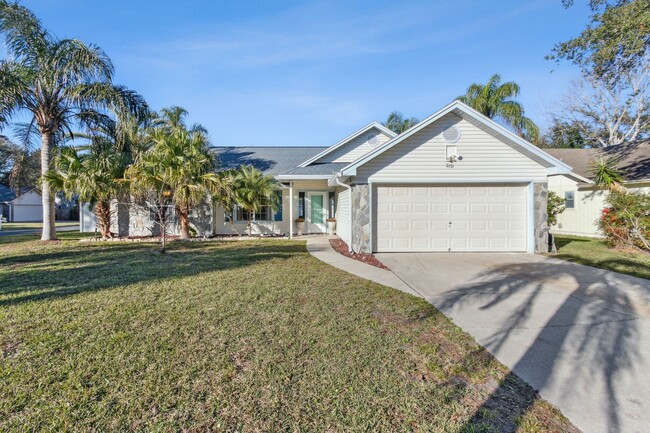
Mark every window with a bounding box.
[328,191,336,217]
[565,191,575,209]
[236,198,272,221]
[298,192,305,219]
[274,191,283,221]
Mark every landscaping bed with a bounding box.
[330,238,388,269]
[0,235,577,432]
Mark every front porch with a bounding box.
[213,179,340,237]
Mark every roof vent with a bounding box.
[366,133,379,146]
[442,126,460,143]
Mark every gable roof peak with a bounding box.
[298,121,397,167]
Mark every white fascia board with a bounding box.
[368,178,539,184]
[297,121,397,168]
[275,174,332,180]
[340,100,573,176]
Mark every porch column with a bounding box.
[289,181,294,239]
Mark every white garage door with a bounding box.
[374,184,528,252]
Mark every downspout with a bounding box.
[333,174,355,254]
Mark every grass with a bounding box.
[0,235,577,432]
[0,221,78,231]
[552,235,650,280]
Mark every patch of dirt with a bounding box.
[329,239,388,269]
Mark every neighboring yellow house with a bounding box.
[546,141,650,238]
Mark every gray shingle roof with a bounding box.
[212,146,327,176]
[280,162,348,176]
[0,184,35,202]
[545,140,650,182]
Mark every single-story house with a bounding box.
[545,141,650,237]
[82,100,578,253]
[0,184,43,222]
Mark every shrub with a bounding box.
[547,191,566,227]
[598,190,650,252]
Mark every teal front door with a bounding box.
[307,192,326,233]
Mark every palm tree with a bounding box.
[126,115,222,242]
[591,157,624,190]
[382,111,419,134]
[458,74,539,143]
[213,169,240,235]
[233,165,280,236]
[0,1,147,240]
[46,143,127,239]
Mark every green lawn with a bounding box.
[0,236,577,432]
[0,221,78,231]
[553,235,650,280]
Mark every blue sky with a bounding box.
[15,0,590,147]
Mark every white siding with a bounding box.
[335,187,351,245]
[548,175,650,237]
[318,127,393,163]
[355,113,548,183]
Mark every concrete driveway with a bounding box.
[376,252,650,433]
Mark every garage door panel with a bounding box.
[375,184,528,252]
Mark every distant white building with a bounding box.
[0,184,43,222]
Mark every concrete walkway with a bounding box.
[307,237,650,433]
[305,236,420,297]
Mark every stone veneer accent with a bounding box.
[533,182,549,253]
[350,184,371,253]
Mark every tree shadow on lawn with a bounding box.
[0,241,302,307]
[434,261,647,432]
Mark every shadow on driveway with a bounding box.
[378,253,650,433]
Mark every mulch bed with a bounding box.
[329,239,388,269]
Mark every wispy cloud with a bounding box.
[130,0,554,71]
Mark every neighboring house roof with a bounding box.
[212,146,327,177]
[0,184,36,203]
[545,140,650,182]
[297,121,396,167]
[338,100,572,177]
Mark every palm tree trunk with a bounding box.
[95,200,112,239]
[178,204,191,239]
[40,131,57,241]
[248,210,253,236]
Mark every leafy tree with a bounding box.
[558,59,650,146]
[233,165,280,236]
[550,0,650,84]
[542,118,593,148]
[0,1,147,240]
[382,111,419,134]
[126,111,223,245]
[458,74,540,142]
[0,136,39,187]
[547,191,567,226]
